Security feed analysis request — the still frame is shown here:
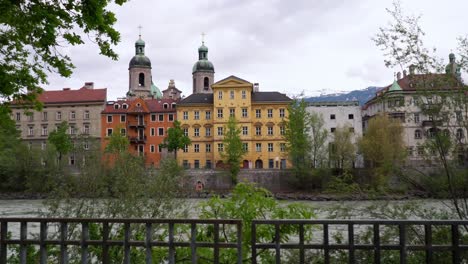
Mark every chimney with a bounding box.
[403,70,407,77]
[253,83,259,92]
[84,82,94,89]
[396,72,402,80]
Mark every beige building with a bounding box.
[11,82,107,166]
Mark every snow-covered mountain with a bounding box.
[305,86,380,105]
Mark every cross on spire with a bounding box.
[201,32,206,44]
[138,25,143,38]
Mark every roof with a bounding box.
[252,92,291,103]
[213,75,251,85]
[179,93,213,105]
[37,87,107,104]
[102,98,178,114]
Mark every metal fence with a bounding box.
[0,218,242,264]
[252,219,468,264]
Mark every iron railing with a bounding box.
[0,218,242,264]
[252,219,468,264]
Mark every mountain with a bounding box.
[305,86,380,105]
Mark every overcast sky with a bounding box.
[44,0,468,100]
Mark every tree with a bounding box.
[359,114,406,189]
[309,112,328,168]
[0,0,127,111]
[48,121,73,162]
[105,127,129,155]
[222,117,245,184]
[330,126,356,169]
[284,98,312,184]
[161,120,191,160]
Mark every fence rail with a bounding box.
[1,218,468,263]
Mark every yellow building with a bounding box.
[177,75,291,169]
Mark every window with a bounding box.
[242,126,248,135]
[255,109,261,118]
[42,112,48,121]
[256,143,262,152]
[183,145,189,153]
[348,114,354,120]
[230,90,234,99]
[15,112,21,121]
[255,126,261,136]
[427,128,436,138]
[194,160,200,169]
[150,145,155,153]
[27,114,34,122]
[194,128,200,137]
[194,111,200,120]
[267,126,273,136]
[183,160,189,168]
[168,114,174,121]
[158,128,164,136]
[41,141,47,150]
[70,111,76,120]
[151,128,155,136]
[122,104,128,109]
[83,125,90,135]
[84,110,90,119]
[217,143,224,152]
[280,126,285,135]
[205,127,211,136]
[229,108,235,117]
[330,114,336,120]
[242,90,246,99]
[217,127,223,136]
[204,77,210,90]
[268,143,273,152]
[158,145,163,152]
[414,113,420,123]
[138,73,145,86]
[120,128,126,136]
[107,128,113,136]
[279,109,285,118]
[107,115,112,123]
[407,147,414,156]
[242,108,247,118]
[417,146,424,155]
[205,111,211,120]
[69,155,75,166]
[280,143,286,152]
[183,111,188,120]
[218,91,223,100]
[56,111,62,120]
[206,160,212,169]
[349,127,355,133]
[42,126,48,136]
[194,144,200,153]
[331,128,336,133]
[217,109,223,118]
[120,115,126,122]
[158,114,164,121]
[151,114,156,122]
[163,103,169,109]
[28,126,34,136]
[69,125,76,135]
[415,130,422,139]
[267,109,273,118]
[183,128,188,136]
[457,129,464,140]
[242,143,248,152]
[206,144,211,153]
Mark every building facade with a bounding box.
[177,75,291,169]
[11,82,107,166]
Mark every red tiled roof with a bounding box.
[38,87,107,104]
[102,98,179,114]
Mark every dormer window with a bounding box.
[163,103,168,109]
[136,103,141,107]
[122,104,128,109]
[171,103,176,109]
[114,104,120,109]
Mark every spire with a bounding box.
[135,26,145,55]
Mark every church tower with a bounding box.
[128,34,153,98]
[192,39,215,94]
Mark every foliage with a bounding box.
[198,182,315,262]
[222,117,245,184]
[0,0,127,111]
[47,121,73,161]
[309,112,328,168]
[359,114,405,189]
[105,126,129,154]
[324,170,362,195]
[329,125,356,169]
[284,98,313,187]
[161,120,191,159]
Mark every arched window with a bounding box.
[139,73,145,86]
[203,77,209,90]
[114,104,120,109]
[427,128,437,138]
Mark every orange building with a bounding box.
[101,97,178,166]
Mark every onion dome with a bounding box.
[129,37,151,68]
[192,41,214,73]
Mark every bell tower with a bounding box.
[192,34,215,94]
[128,29,153,98]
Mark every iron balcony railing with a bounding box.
[0,218,242,264]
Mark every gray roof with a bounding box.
[252,92,291,103]
[179,93,213,105]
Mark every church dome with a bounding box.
[129,55,151,68]
[192,60,214,73]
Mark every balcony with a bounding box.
[422,120,443,127]
[129,136,147,143]
[128,122,146,128]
